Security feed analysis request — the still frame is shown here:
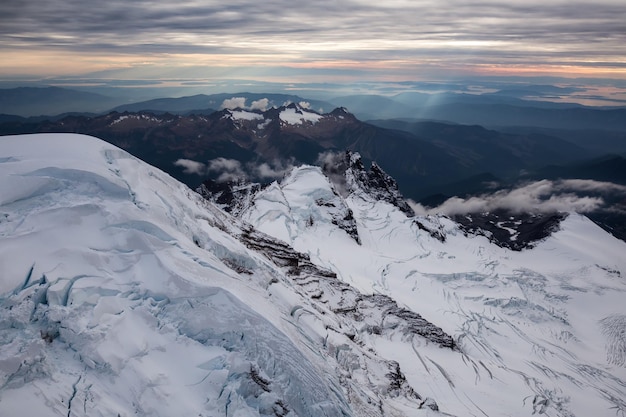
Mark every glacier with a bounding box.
[1,133,625,416]
[236,152,626,417]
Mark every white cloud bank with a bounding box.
[220,97,271,111]
[250,98,270,111]
[175,156,297,182]
[410,179,626,216]
[249,158,296,180]
[220,97,248,110]
[174,159,206,175]
[208,157,247,182]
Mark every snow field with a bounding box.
[241,162,626,417]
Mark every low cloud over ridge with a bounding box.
[207,158,247,182]
[220,97,271,111]
[410,179,626,216]
[174,159,207,176]
[175,157,295,183]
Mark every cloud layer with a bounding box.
[174,159,207,176]
[411,179,626,216]
[220,97,271,111]
[1,0,625,79]
[174,157,294,183]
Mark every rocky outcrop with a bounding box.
[240,225,337,278]
[314,196,361,245]
[239,225,454,349]
[198,179,263,217]
[334,151,415,217]
[453,210,567,250]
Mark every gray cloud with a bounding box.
[220,97,247,110]
[249,98,270,111]
[174,158,206,175]
[558,179,626,194]
[411,179,626,216]
[249,159,296,180]
[176,155,296,182]
[220,96,272,111]
[2,0,625,77]
[207,157,247,182]
[316,151,349,196]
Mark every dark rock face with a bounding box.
[234,223,449,411]
[314,197,361,245]
[239,225,454,349]
[414,218,446,242]
[354,294,455,349]
[324,151,416,217]
[240,225,337,278]
[453,210,567,250]
[365,161,416,216]
[197,179,263,217]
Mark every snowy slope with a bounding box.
[239,159,626,417]
[2,134,625,417]
[0,134,449,417]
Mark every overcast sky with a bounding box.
[1,0,625,83]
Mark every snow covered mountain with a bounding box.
[1,133,625,416]
[205,151,626,416]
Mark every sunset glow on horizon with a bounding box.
[1,0,624,88]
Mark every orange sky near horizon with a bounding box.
[1,0,625,85]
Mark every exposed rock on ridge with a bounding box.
[322,151,416,217]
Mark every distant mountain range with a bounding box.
[0,87,123,117]
[0,87,333,118]
[330,93,626,131]
[1,85,624,205]
[3,86,626,133]
[2,101,625,240]
[0,104,602,197]
[111,93,334,115]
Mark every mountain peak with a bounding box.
[316,150,416,216]
[329,106,356,119]
[284,102,301,110]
